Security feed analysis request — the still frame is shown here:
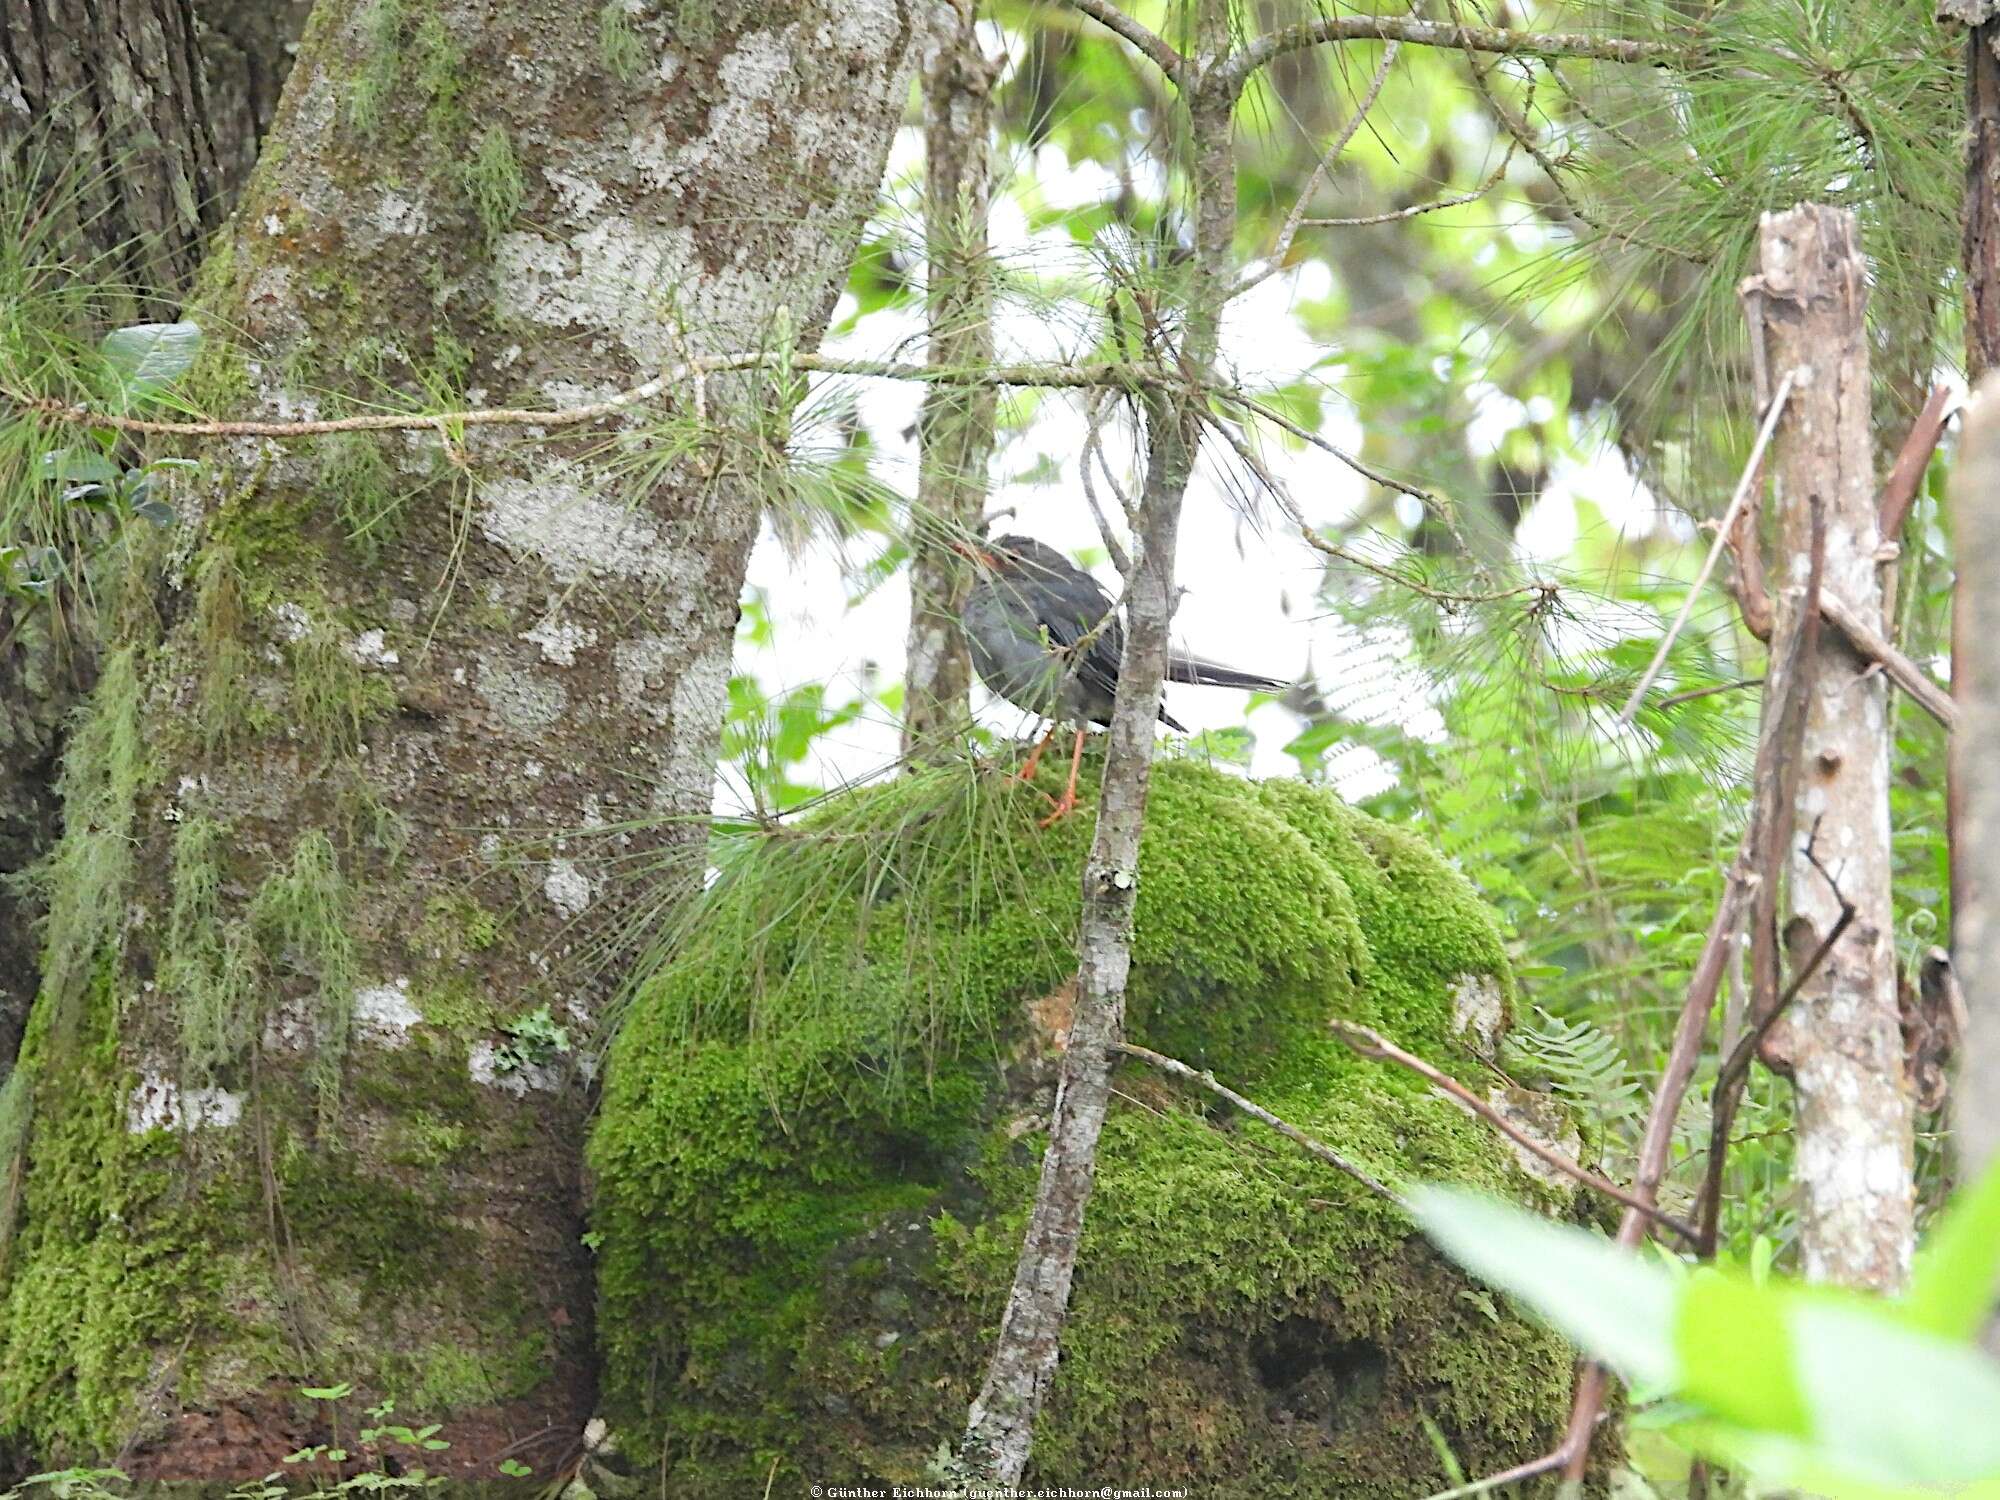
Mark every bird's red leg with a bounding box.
[1014,721,1059,784]
[1038,729,1086,827]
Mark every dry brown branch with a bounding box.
[1818,591,1956,730]
[1877,383,1956,541]
[1114,1042,1403,1205]
[1698,823,1856,1254]
[1331,1023,1701,1245]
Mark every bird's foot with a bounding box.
[1037,789,1079,828]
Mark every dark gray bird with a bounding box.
[952,533,1288,821]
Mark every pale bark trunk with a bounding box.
[1752,204,1914,1292]
[1951,374,2000,1170]
[0,0,920,1476]
[960,7,1232,1481]
[902,0,997,761]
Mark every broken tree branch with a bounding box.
[1332,1023,1701,1244]
[1114,1042,1403,1206]
[1818,591,1956,730]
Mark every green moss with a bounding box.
[589,758,1570,1494]
[322,431,406,565]
[599,3,646,81]
[254,833,359,1126]
[332,761,409,867]
[163,814,259,1088]
[289,624,395,755]
[0,970,213,1458]
[459,126,525,250]
[189,543,262,752]
[348,0,409,138]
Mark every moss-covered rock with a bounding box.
[590,754,1583,1495]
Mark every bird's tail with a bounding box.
[1167,654,1288,693]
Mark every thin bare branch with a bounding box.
[1818,592,1957,730]
[1217,17,1675,97]
[1114,1042,1403,1206]
[1242,41,1401,294]
[1056,0,1187,82]
[1878,383,1957,541]
[1298,148,1515,228]
[2,355,1170,441]
[1332,1023,1701,1245]
[1614,368,1797,725]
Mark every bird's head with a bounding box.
[950,534,1067,579]
[947,537,1003,571]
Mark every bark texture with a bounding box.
[0,0,920,1476]
[901,0,998,761]
[1752,204,1914,1292]
[1952,374,2000,1170]
[192,0,315,207]
[961,7,1231,1478]
[0,0,221,296]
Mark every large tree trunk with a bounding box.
[0,0,920,1478]
[0,0,233,1103]
[1954,374,2000,1172]
[1751,204,1915,1292]
[0,0,221,297]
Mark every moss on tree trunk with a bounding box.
[0,0,923,1478]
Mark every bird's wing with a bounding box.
[1001,553,1125,704]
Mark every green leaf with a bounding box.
[1675,1270,1807,1434]
[1902,1153,2000,1341]
[299,1381,352,1400]
[100,319,203,394]
[497,1458,533,1477]
[1408,1186,1678,1390]
[39,449,120,487]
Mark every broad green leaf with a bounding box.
[38,449,119,487]
[1902,1153,2000,1340]
[1407,1186,1678,1390]
[100,319,203,393]
[1675,1270,1807,1434]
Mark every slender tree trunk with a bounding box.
[0,0,232,1100]
[1750,204,1914,1292]
[960,6,1233,1481]
[0,0,921,1476]
[1952,374,2000,1171]
[1943,1,2000,954]
[902,0,998,760]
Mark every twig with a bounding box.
[2,355,1170,440]
[1877,383,1956,541]
[1244,41,1402,294]
[1200,410,1554,608]
[1216,16,1676,97]
[1614,368,1797,725]
[1115,1042,1404,1206]
[1657,675,1763,708]
[1079,393,1135,572]
[1817,591,1956,730]
[1331,1023,1701,1245]
[1057,0,1188,83]
[1209,385,1441,504]
[1298,148,1515,228]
